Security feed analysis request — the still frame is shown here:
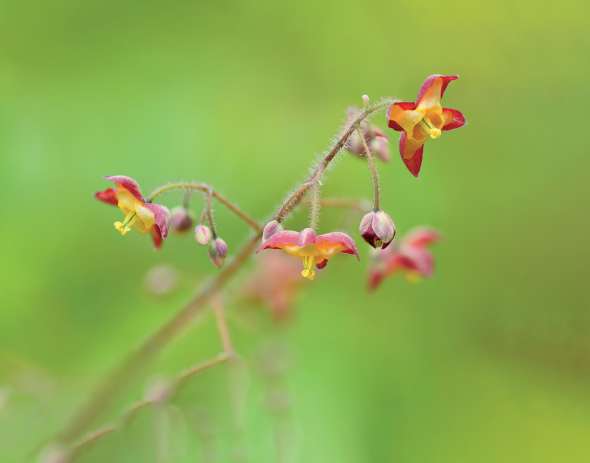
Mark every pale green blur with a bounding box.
[1,1,589,461]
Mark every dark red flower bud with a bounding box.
[359,210,396,249]
[169,207,194,233]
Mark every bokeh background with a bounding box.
[1,1,589,461]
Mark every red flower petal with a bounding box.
[316,259,328,269]
[442,108,466,131]
[151,226,163,249]
[387,102,417,131]
[403,228,440,248]
[399,133,424,177]
[258,230,301,251]
[95,188,118,206]
[416,74,458,107]
[400,247,434,277]
[105,175,144,201]
[317,232,359,259]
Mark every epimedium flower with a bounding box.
[359,209,396,249]
[242,253,303,322]
[258,227,359,280]
[95,175,170,248]
[368,227,440,290]
[387,75,465,177]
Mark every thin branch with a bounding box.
[212,297,234,355]
[148,182,262,233]
[53,97,393,447]
[357,128,381,210]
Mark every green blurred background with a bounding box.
[1,0,589,461]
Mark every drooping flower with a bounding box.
[346,107,391,162]
[387,75,465,177]
[359,210,396,249]
[242,253,303,322]
[259,227,359,280]
[95,176,170,248]
[368,227,440,290]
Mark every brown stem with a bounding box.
[212,297,234,355]
[148,182,262,233]
[54,98,393,446]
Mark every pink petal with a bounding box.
[145,203,170,239]
[258,230,301,252]
[298,228,317,247]
[317,232,359,259]
[403,228,440,248]
[105,175,144,201]
[400,247,434,277]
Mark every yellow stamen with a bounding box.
[420,118,441,139]
[301,255,316,280]
[406,271,422,283]
[114,212,137,236]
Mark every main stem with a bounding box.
[56,98,393,445]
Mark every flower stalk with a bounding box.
[357,127,381,211]
[56,97,395,446]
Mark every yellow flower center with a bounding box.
[114,212,137,236]
[301,255,316,280]
[419,118,441,139]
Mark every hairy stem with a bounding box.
[309,182,321,230]
[148,182,261,232]
[54,98,393,446]
[274,99,391,223]
[357,128,381,210]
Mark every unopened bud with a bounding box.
[169,207,194,233]
[370,129,391,162]
[209,237,228,268]
[194,224,212,245]
[359,210,396,249]
[262,220,282,241]
[362,94,370,106]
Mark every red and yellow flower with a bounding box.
[387,74,465,177]
[95,176,170,248]
[258,227,359,280]
[368,227,440,290]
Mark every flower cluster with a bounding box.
[95,75,464,297]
